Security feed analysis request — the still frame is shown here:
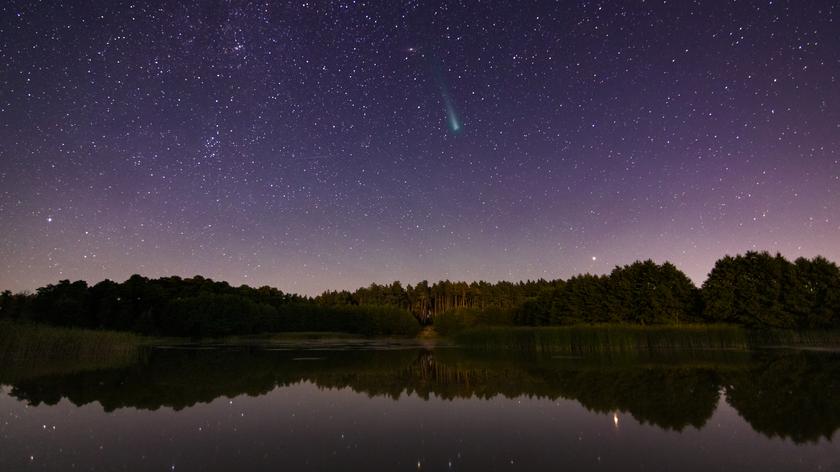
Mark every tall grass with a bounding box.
[451,324,752,353]
[0,321,141,382]
[745,329,840,347]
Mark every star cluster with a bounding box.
[1,1,839,294]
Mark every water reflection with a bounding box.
[2,345,839,444]
[726,351,840,443]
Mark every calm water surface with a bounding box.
[1,343,839,471]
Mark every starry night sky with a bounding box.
[1,1,839,295]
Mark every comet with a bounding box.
[443,92,461,133]
[430,56,463,134]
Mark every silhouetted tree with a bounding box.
[3,251,839,334]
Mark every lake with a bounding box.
[1,340,839,471]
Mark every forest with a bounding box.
[1,251,839,336]
[0,275,420,337]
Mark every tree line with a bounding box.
[0,274,420,337]
[316,279,560,323]
[316,252,840,330]
[1,251,839,335]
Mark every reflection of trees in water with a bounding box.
[399,352,721,431]
[3,348,840,443]
[724,351,840,443]
[6,348,420,410]
[551,367,721,431]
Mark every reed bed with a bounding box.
[0,321,141,382]
[451,324,753,353]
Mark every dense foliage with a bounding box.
[702,253,840,329]
[0,275,420,337]
[1,251,838,335]
[316,279,558,323]
[515,260,701,326]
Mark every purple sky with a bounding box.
[1,1,839,295]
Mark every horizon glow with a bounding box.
[0,1,838,296]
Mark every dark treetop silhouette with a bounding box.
[2,251,839,336]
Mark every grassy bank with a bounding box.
[0,321,142,382]
[450,324,750,353]
[448,324,840,352]
[745,329,840,348]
